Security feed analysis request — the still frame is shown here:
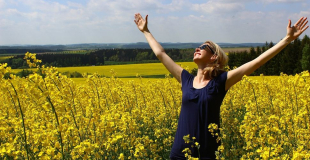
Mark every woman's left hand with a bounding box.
[287,17,309,42]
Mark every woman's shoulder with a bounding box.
[181,69,194,86]
[209,71,227,88]
[215,71,227,81]
[211,71,227,92]
[181,69,194,79]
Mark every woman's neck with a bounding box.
[195,63,211,82]
[196,68,208,82]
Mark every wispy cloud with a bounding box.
[191,1,245,14]
[0,0,309,45]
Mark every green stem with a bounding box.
[46,96,65,159]
[245,79,260,117]
[9,82,30,160]
[104,79,115,103]
[65,80,82,142]
[91,79,101,109]
[6,88,19,117]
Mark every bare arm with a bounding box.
[134,13,183,83]
[226,17,309,90]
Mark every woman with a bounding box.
[134,13,308,159]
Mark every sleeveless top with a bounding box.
[170,69,228,159]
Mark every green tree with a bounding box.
[136,52,149,61]
[109,54,119,61]
[300,44,310,71]
[12,58,24,68]
[16,69,34,78]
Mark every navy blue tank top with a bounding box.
[170,69,228,159]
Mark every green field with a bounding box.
[13,62,197,78]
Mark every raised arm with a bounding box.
[134,13,183,83]
[225,17,309,91]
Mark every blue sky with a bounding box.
[0,0,309,45]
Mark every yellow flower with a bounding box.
[195,142,199,147]
[1,54,309,159]
[118,153,124,160]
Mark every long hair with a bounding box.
[203,41,229,79]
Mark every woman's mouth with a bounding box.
[194,52,201,56]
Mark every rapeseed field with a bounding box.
[13,62,197,78]
[0,53,309,159]
[0,56,13,62]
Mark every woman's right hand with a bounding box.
[134,13,149,33]
[286,17,308,42]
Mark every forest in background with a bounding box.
[0,35,309,76]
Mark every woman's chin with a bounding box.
[193,57,202,63]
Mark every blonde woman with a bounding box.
[134,13,308,159]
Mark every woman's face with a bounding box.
[193,43,215,64]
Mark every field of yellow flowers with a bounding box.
[12,62,197,78]
[0,53,309,159]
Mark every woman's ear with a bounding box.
[211,54,218,62]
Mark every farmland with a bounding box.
[1,58,310,159]
[0,56,13,62]
[12,62,197,78]
[11,61,279,85]
[1,53,309,159]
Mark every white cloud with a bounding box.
[298,11,310,17]
[289,11,310,24]
[67,1,84,8]
[0,0,5,8]
[5,8,19,15]
[276,0,305,2]
[87,0,160,14]
[191,1,245,14]
[19,0,68,12]
[0,0,309,45]
[262,0,306,3]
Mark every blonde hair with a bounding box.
[203,40,229,79]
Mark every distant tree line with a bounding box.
[2,48,195,68]
[0,49,54,54]
[3,52,105,68]
[227,35,310,76]
[2,35,310,76]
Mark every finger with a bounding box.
[300,20,308,29]
[299,17,307,27]
[134,15,139,24]
[301,25,309,33]
[135,13,142,22]
[137,13,143,20]
[294,17,304,26]
[135,13,141,20]
[300,17,308,26]
[145,15,148,23]
[288,19,292,28]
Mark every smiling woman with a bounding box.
[193,41,228,80]
[134,12,309,159]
